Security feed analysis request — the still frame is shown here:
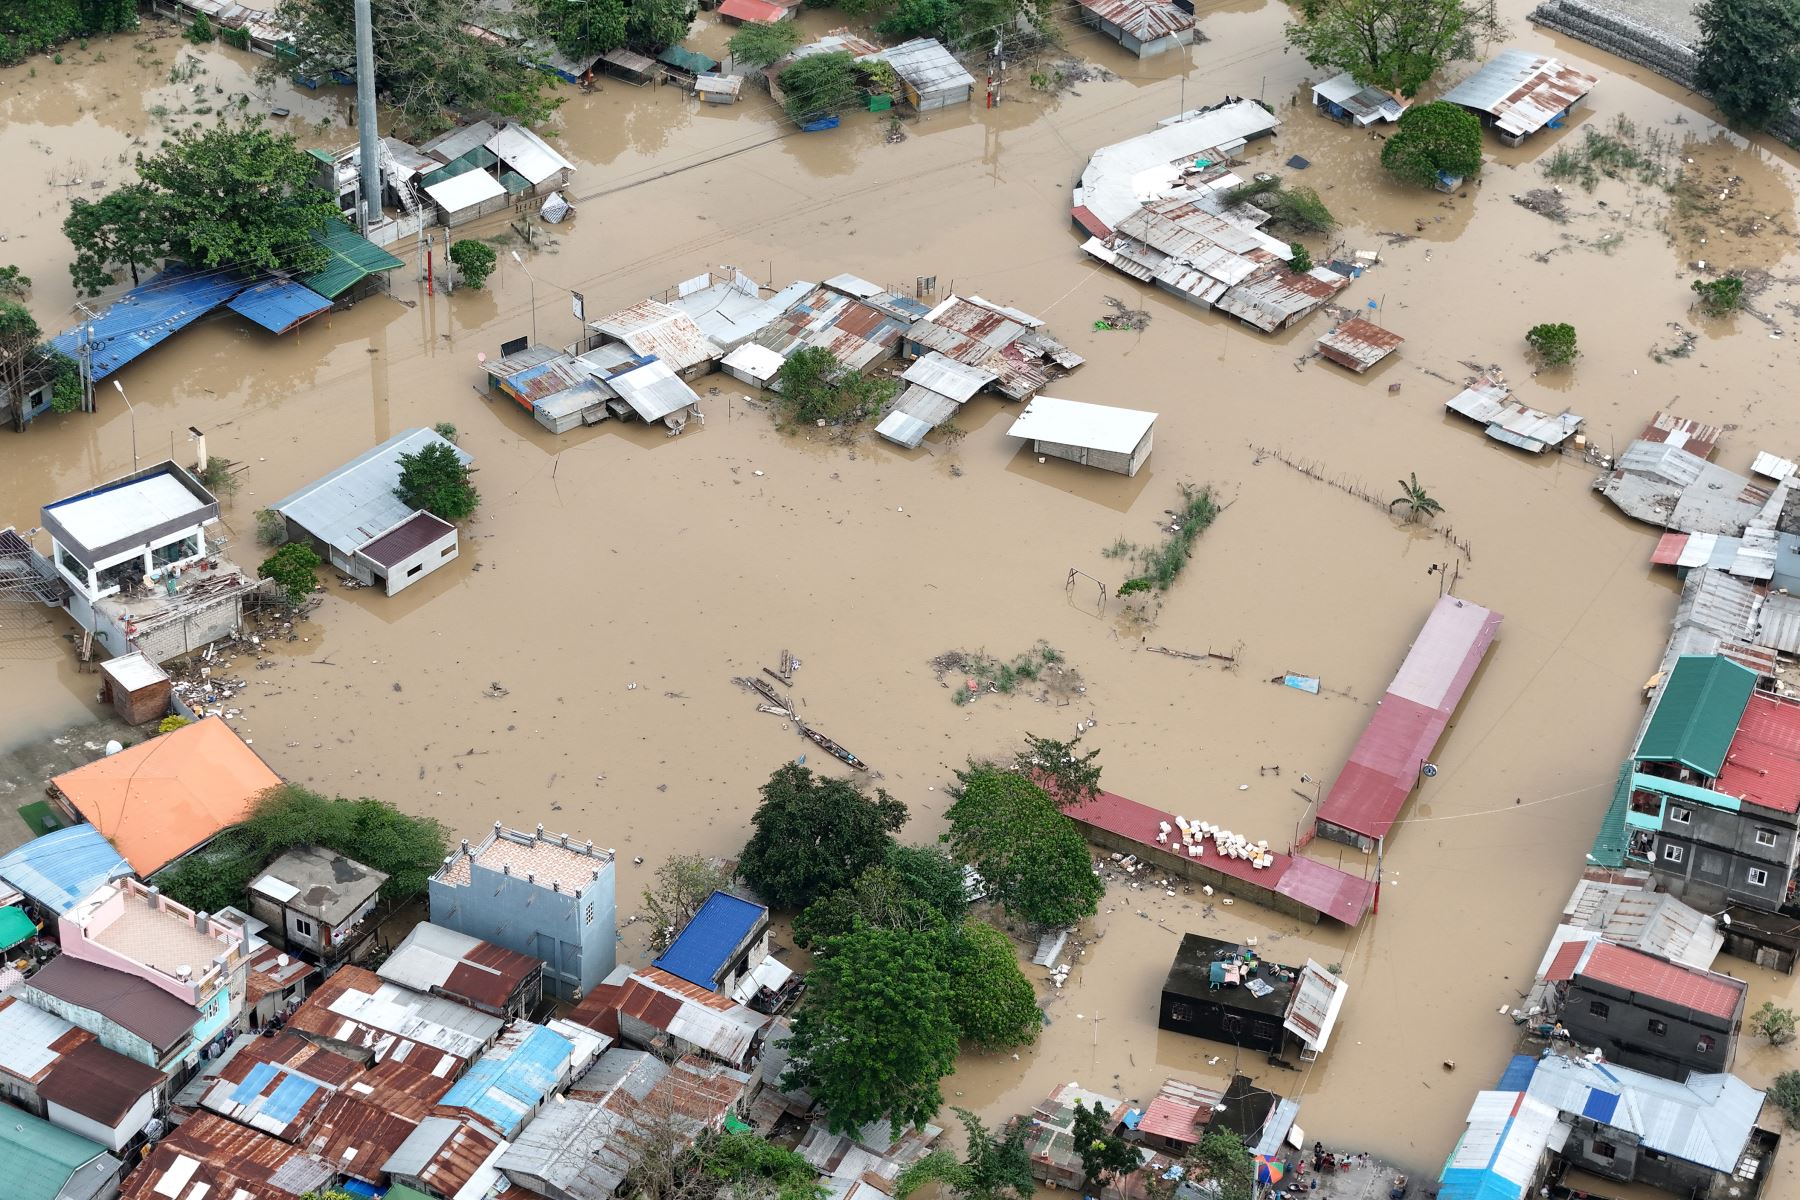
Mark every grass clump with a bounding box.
[1117,484,1218,596]
[938,642,1065,705]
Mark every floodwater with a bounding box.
[4,4,1800,1180]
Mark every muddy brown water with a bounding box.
[4,5,1800,1179]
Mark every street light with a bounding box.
[111,379,138,471]
[511,250,537,346]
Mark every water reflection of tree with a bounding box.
[623,91,691,156]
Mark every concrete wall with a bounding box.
[16,986,171,1070]
[1559,979,1737,1079]
[48,1091,155,1154]
[1070,818,1323,924]
[430,856,617,1001]
[363,530,458,596]
[1652,800,1796,911]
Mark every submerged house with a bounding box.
[1071,97,1281,236]
[484,344,613,433]
[272,428,470,595]
[1599,440,1768,534]
[1310,72,1406,125]
[1006,395,1157,477]
[1445,377,1582,454]
[1440,50,1597,147]
[901,294,1083,399]
[587,299,723,381]
[1076,0,1195,59]
[861,38,976,110]
[1546,939,1747,1079]
[1159,933,1348,1061]
[1315,318,1403,373]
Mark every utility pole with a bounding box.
[352,0,382,234]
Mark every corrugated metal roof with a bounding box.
[423,169,507,215]
[37,1036,162,1126]
[1440,50,1597,137]
[1573,941,1745,1019]
[1317,596,1503,839]
[862,38,975,98]
[620,968,767,1064]
[439,1022,573,1138]
[1437,1091,1561,1200]
[1642,411,1724,460]
[360,510,456,569]
[1716,690,1800,813]
[49,266,248,381]
[1078,0,1193,41]
[484,124,573,186]
[1216,266,1347,331]
[719,0,787,20]
[303,219,404,300]
[609,358,701,424]
[1559,880,1722,970]
[900,351,994,402]
[0,994,80,1083]
[1316,317,1403,370]
[652,891,766,989]
[0,824,129,915]
[721,342,786,383]
[287,965,500,1074]
[1312,72,1407,124]
[1073,99,1280,231]
[228,279,334,334]
[1523,1056,1762,1172]
[0,1107,115,1200]
[201,1054,333,1139]
[1282,958,1348,1052]
[420,120,501,164]
[593,299,722,374]
[272,429,471,560]
[386,1113,507,1195]
[1757,590,1800,654]
[876,385,960,449]
[695,74,743,98]
[1635,655,1756,776]
[122,1112,333,1200]
[1135,1078,1221,1143]
[379,922,540,1012]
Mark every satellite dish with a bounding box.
[1421,763,1439,778]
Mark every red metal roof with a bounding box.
[1061,789,1376,925]
[1072,205,1110,239]
[1651,532,1689,566]
[37,1036,162,1125]
[567,981,623,1039]
[1575,941,1745,1019]
[1716,691,1800,814]
[361,510,456,569]
[1640,411,1722,461]
[718,0,787,20]
[1543,938,1588,983]
[442,939,542,1012]
[1136,1095,1206,1143]
[1316,596,1503,840]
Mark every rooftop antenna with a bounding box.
[353,0,381,233]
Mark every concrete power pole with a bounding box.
[353,0,382,234]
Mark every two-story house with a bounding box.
[429,824,616,1002]
[1619,655,1800,911]
[248,845,388,965]
[1550,939,1747,1079]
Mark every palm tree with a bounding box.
[1390,473,1445,524]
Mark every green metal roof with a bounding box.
[1634,655,1755,777]
[304,218,405,300]
[1587,759,1633,867]
[386,1186,435,1200]
[659,44,718,73]
[418,146,499,189]
[0,1108,109,1200]
[306,147,335,164]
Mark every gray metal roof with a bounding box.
[272,429,473,558]
[1440,50,1597,136]
[1524,1056,1761,1172]
[876,385,961,449]
[383,1114,458,1178]
[609,359,700,425]
[900,352,994,403]
[669,278,813,352]
[419,120,500,164]
[862,39,975,99]
[1758,590,1800,655]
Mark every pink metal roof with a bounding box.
[1651,532,1688,566]
[1061,790,1375,925]
[1543,938,1587,983]
[1316,596,1502,840]
[718,0,787,20]
[1575,941,1745,1019]
[1716,691,1800,814]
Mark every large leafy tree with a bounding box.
[394,439,480,520]
[793,864,949,948]
[1380,100,1483,188]
[1071,1100,1139,1189]
[945,767,1102,928]
[1014,731,1103,806]
[276,0,556,136]
[727,20,798,68]
[738,763,906,911]
[624,0,693,53]
[895,1108,1035,1200]
[878,0,1051,50]
[535,0,626,61]
[1695,0,1800,128]
[941,920,1040,1051]
[782,925,959,1136]
[643,854,732,953]
[1284,0,1504,98]
[63,185,167,296]
[1189,1130,1255,1200]
[135,122,338,276]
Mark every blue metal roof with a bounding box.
[652,890,767,988]
[439,1022,572,1138]
[49,266,249,381]
[227,279,333,334]
[1495,1054,1537,1093]
[1437,1167,1528,1200]
[0,825,130,914]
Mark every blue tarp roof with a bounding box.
[50,266,249,380]
[227,279,334,334]
[0,824,130,914]
[438,1023,572,1138]
[652,890,766,988]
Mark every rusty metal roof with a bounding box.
[310,1090,438,1183]
[1214,267,1347,332]
[1641,410,1724,461]
[617,968,767,1065]
[591,299,723,375]
[1316,317,1403,370]
[386,1114,505,1196]
[1078,0,1193,42]
[122,1113,334,1200]
[380,922,541,1014]
[244,945,319,1009]
[286,965,499,1075]
[1440,50,1597,138]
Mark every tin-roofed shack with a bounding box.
[285,964,502,1076]
[379,921,544,1017]
[1445,377,1583,454]
[1076,0,1196,58]
[1315,318,1403,373]
[1311,72,1407,125]
[122,1112,334,1200]
[1440,49,1597,146]
[249,845,388,963]
[1006,396,1157,476]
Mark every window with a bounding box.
[1221,1014,1243,1034]
[406,564,424,577]
[1697,1034,1716,1053]
[1669,806,1692,825]
[1756,829,1779,848]
[152,533,200,567]
[441,545,455,556]
[1748,867,1770,887]
[1168,1002,1195,1023]
[584,901,595,926]
[292,916,315,937]
[1588,1000,1610,1019]
[57,547,88,583]
[1647,1018,1668,1037]
[1594,1142,1617,1161]
[1661,844,1685,864]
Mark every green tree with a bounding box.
[1190,1129,1255,1200]
[625,0,693,53]
[1013,731,1103,807]
[187,11,214,40]
[1771,1070,1800,1128]
[0,266,29,297]
[1220,175,1337,235]
[0,0,138,65]
[1751,1000,1798,1046]
[698,1132,826,1200]
[276,0,557,137]
[1289,243,1314,273]
[1071,1099,1139,1189]
[1285,0,1504,98]
[134,122,338,276]
[1389,472,1445,524]
[1380,100,1483,188]
[942,920,1040,1051]
[1692,274,1746,315]
[772,345,896,426]
[394,439,480,520]
[259,542,320,607]
[534,0,626,61]
[642,853,732,952]
[63,185,167,295]
[794,864,951,948]
[1695,0,1800,128]
[738,762,907,910]
[782,925,959,1135]
[255,508,290,547]
[945,767,1102,928]
[882,843,971,924]
[448,239,497,289]
[727,19,799,68]
[895,1108,1035,1200]
[878,0,1052,50]
[1525,321,1578,366]
[777,51,861,124]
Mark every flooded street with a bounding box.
[4,3,1800,1177]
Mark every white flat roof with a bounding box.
[100,652,168,692]
[1006,395,1157,455]
[721,343,785,382]
[425,170,507,212]
[486,124,574,186]
[50,475,206,550]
